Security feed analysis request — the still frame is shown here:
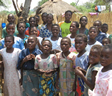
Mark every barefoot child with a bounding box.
[46,24,62,53]
[86,26,102,55]
[75,45,102,96]
[89,44,112,96]
[17,35,42,96]
[0,35,21,96]
[75,34,89,95]
[56,37,76,96]
[67,21,79,54]
[35,40,58,96]
[77,16,89,36]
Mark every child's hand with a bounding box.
[23,55,32,62]
[75,67,84,77]
[30,54,35,60]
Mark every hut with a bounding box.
[35,0,79,15]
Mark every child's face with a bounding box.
[101,25,108,33]
[70,23,78,33]
[5,37,14,49]
[17,23,25,34]
[27,37,36,50]
[89,49,100,64]
[93,21,101,31]
[100,48,112,67]
[65,12,72,22]
[42,14,47,23]
[47,15,53,24]
[7,15,15,23]
[80,17,87,27]
[30,27,38,36]
[52,26,60,37]
[61,39,71,53]
[102,39,110,46]
[6,25,15,35]
[42,41,52,54]
[89,28,98,39]
[29,18,36,27]
[35,17,40,25]
[75,37,87,52]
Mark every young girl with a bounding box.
[17,35,42,96]
[89,44,112,96]
[0,35,21,96]
[86,26,102,55]
[74,34,89,95]
[46,24,62,53]
[34,40,58,96]
[56,37,76,96]
[25,17,40,36]
[75,45,102,96]
[0,23,24,50]
[67,21,79,54]
[93,20,106,43]
[17,22,29,47]
[102,38,110,46]
[77,16,89,36]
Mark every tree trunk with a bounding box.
[21,0,31,23]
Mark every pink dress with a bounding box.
[89,67,112,96]
[0,48,21,96]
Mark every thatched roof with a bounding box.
[35,0,79,16]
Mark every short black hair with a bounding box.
[102,44,112,52]
[17,22,26,28]
[47,13,53,18]
[28,35,37,42]
[72,21,79,28]
[94,20,102,26]
[29,17,36,22]
[102,23,108,27]
[29,26,37,34]
[75,34,87,43]
[65,10,72,15]
[102,38,111,43]
[41,39,52,47]
[5,34,14,42]
[91,45,102,55]
[42,12,47,17]
[61,37,71,46]
[89,26,98,33]
[6,23,15,28]
[51,24,60,29]
[80,16,88,22]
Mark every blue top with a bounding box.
[0,36,24,50]
[39,24,62,38]
[95,31,106,43]
[17,48,42,70]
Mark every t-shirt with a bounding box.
[60,22,71,37]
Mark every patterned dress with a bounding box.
[35,54,58,96]
[57,52,76,96]
[0,48,21,96]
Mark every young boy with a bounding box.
[60,10,72,37]
[2,14,18,38]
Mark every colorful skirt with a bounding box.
[22,70,39,96]
[38,72,57,96]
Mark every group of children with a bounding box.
[0,10,112,96]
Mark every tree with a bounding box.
[38,0,48,6]
[0,0,6,7]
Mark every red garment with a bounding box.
[25,28,40,36]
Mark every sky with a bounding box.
[0,0,92,11]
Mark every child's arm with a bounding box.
[75,67,97,90]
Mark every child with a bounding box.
[46,24,62,53]
[40,13,62,38]
[35,40,58,96]
[35,15,40,28]
[77,16,89,36]
[102,38,110,46]
[0,23,24,50]
[75,45,102,96]
[60,10,72,37]
[17,22,29,45]
[67,21,79,54]
[74,34,89,95]
[86,26,102,55]
[2,14,18,38]
[101,23,109,38]
[56,37,76,96]
[93,20,106,43]
[17,35,42,96]
[89,44,112,96]
[0,35,21,96]
[25,17,40,36]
